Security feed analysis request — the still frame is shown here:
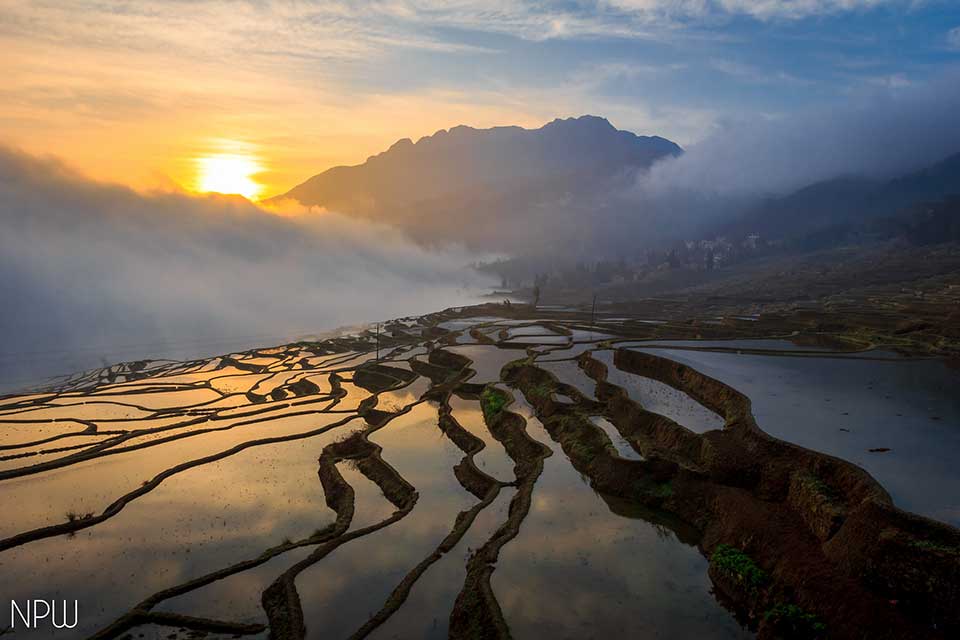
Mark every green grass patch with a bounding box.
[710,544,769,592]
[480,387,508,420]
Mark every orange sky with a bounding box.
[0,3,561,198]
[2,39,548,199]
[4,71,554,198]
[0,2,727,199]
[3,2,952,200]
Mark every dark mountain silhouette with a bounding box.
[719,151,960,242]
[270,116,681,252]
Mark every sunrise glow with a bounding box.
[195,153,264,200]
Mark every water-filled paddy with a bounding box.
[0,308,955,638]
[636,346,960,525]
[593,350,725,433]
[494,396,749,640]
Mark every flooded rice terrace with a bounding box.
[1,306,958,639]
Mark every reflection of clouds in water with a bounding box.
[296,404,478,638]
[492,408,748,640]
[593,350,724,433]
[644,348,960,527]
[0,412,350,539]
[0,431,352,636]
[449,396,515,481]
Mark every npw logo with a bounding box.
[9,600,78,631]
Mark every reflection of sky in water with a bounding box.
[296,403,477,639]
[593,350,725,433]
[640,348,960,526]
[492,399,750,640]
[590,416,644,460]
[507,334,570,345]
[375,374,431,411]
[5,315,956,639]
[0,411,353,538]
[450,395,515,482]
[506,325,558,338]
[537,359,599,399]
[0,425,360,637]
[368,488,515,640]
[567,329,617,341]
[446,344,525,383]
[437,317,503,331]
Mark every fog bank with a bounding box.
[641,68,960,199]
[0,147,491,390]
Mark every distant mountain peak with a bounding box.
[544,114,614,129]
[273,116,681,252]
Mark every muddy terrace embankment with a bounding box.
[506,347,960,639]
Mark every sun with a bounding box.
[195,153,264,200]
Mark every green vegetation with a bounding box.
[710,544,768,593]
[528,381,553,401]
[763,603,826,638]
[480,387,508,420]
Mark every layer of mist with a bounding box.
[639,68,960,205]
[0,147,492,391]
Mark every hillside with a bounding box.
[717,151,960,243]
[271,116,682,252]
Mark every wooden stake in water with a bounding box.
[591,294,597,330]
[376,323,380,361]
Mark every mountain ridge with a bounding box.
[271,115,680,210]
[268,115,682,254]
[716,151,960,242]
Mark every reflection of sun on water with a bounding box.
[195,153,263,199]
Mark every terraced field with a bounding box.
[1,304,958,639]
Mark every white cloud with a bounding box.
[641,67,960,196]
[0,1,908,64]
[709,58,811,84]
[948,26,960,50]
[711,0,893,20]
[605,0,901,23]
[866,72,912,88]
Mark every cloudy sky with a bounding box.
[2,0,959,195]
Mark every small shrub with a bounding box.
[711,544,769,592]
[480,388,508,420]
